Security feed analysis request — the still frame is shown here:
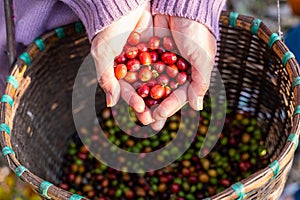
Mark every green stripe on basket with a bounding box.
[0,123,11,135]
[231,182,245,199]
[55,27,65,39]
[40,181,53,199]
[269,160,280,179]
[251,18,261,35]
[288,133,299,150]
[70,194,84,200]
[292,76,300,90]
[19,52,31,66]
[6,75,19,89]
[34,38,45,51]
[293,105,300,116]
[1,94,14,106]
[75,22,85,33]
[229,12,239,28]
[282,51,295,67]
[15,166,27,177]
[2,146,15,157]
[268,33,280,48]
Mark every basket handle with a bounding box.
[4,0,16,68]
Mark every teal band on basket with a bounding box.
[229,12,239,28]
[269,160,280,179]
[75,22,85,33]
[1,94,14,106]
[287,133,299,150]
[251,18,261,35]
[2,146,15,157]
[6,75,19,89]
[70,194,84,200]
[293,105,300,116]
[15,166,27,177]
[34,38,45,51]
[55,27,65,39]
[268,33,280,48]
[0,123,11,135]
[40,181,53,199]
[231,182,245,199]
[282,51,295,67]
[292,76,300,90]
[19,52,31,66]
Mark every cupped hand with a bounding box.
[91,2,154,125]
[151,15,217,130]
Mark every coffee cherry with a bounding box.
[125,47,139,59]
[124,71,138,83]
[127,31,141,46]
[176,71,188,85]
[137,84,150,98]
[147,79,157,87]
[137,42,148,52]
[171,183,180,193]
[166,64,179,78]
[150,84,166,100]
[220,178,230,187]
[127,59,140,71]
[139,52,152,65]
[114,64,127,80]
[138,66,153,82]
[144,97,160,107]
[148,36,160,50]
[149,51,159,63]
[152,61,166,73]
[162,52,177,65]
[115,51,127,64]
[176,57,189,71]
[162,36,176,51]
[157,74,170,86]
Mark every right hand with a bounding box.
[91,2,155,125]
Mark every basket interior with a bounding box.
[9,23,294,185]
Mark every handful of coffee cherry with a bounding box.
[114,31,191,108]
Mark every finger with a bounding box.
[119,80,145,113]
[169,17,216,111]
[91,5,148,107]
[153,83,188,121]
[153,14,172,38]
[98,67,121,107]
[188,58,213,111]
[150,118,167,131]
[134,1,153,41]
[135,107,154,125]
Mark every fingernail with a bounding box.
[196,96,203,110]
[106,94,113,107]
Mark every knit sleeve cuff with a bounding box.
[151,0,226,39]
[61,0,148,41]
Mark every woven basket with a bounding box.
[1,11,300,200]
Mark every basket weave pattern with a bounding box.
[0,11,299,200]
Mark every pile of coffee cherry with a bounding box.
[59,102,270,199]
[114,31,190,107]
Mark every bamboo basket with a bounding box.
[0,11,300,200]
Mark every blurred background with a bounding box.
[0,0,299,199]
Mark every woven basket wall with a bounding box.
[0,11,299,200]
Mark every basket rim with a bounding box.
[0,11,300,200]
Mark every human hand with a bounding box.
[151,15,217,130]
[91,2,155,125]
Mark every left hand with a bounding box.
[150,15,217,131]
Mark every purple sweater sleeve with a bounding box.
[61,0,148,40]
[152,0,226,39]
